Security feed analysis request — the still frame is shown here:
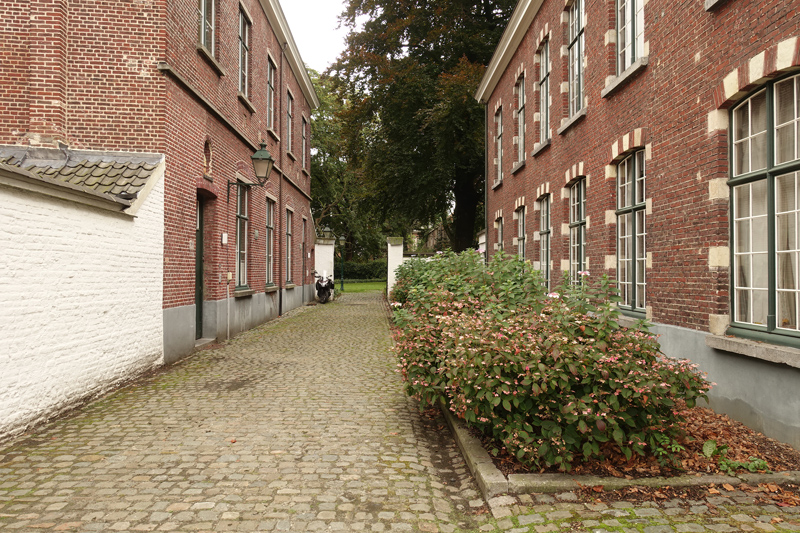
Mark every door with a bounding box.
[195,199,204,339]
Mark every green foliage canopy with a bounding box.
[331,0,516,251]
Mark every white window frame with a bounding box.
[496,217,504,252]
[568,0,585,117]
[302,117,308,169]
[616,150,647,312]
[617,0,644,73]
[198,0,215,55]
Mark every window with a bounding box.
[617,0,644,72]
[198,0,215,55]
[569,179,586,282]
[516,206,526,259]
[539,41,550,143]
[302,218,307,281]
[266,198,275,285]
[495,109,503,182]
[236,184,248,287]
[568,0,585,117]
[286,210,293,282]
[287,92,294,154]
[617,150,646,312]
[302,117,308,169]
[515,77,526,163]
[539,195,551,288]
[496,217,504,252]
[731,74,800,335]
[267,59,276,131]
[238,9,250,97]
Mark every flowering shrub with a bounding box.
[391,251,712,471]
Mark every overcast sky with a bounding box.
[280,0,350,74]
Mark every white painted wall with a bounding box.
[0,169,164,443]
[315,238,335,282]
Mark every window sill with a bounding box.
[531,138,551,157]
[511,160,525,175]
[286,151,297,162]
[302,168,310,177]
[267,129,280,142]
[234,287,255,298]
[265,284,279,293]
[705,0,730,10]
[285,283,296,289]
[196,44,226,77]
[557,107,587,136]
[706,333,800,370]
[238,92,256,114]
[491,178,503,190]
[601,56,649,99]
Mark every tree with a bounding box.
[310,70,387,260]
[331,0,516,251]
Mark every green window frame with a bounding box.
[286,209,293,283]
[516,76,526,163]
[730,73,800,343]
[516,206,526,259]
[539,195,551,288]
[616,150,647,314]
[236,184,249,288]
[238,8,250,97]
[267,59,276,131]
[569,178,586,283]
[539,41,550,144]
[266,198,275,285]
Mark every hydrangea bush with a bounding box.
[391,251,712,471]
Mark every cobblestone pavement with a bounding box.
[1,292,799,532]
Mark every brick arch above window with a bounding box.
[713,36,800,110]
[608,128,650,163]
[563,161,587,185]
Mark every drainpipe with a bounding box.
[484,102,489,263]
[278,41,288,316]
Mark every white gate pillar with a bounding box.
[387,237,404,298]
[315,238,335,282]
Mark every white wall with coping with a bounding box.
[0,169,165,444]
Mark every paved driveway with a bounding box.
[1,292,798,532]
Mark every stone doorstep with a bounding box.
[439,405,800,502]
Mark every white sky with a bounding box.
[280,0,350,74]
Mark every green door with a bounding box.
[195,200,204,339]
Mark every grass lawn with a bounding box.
[339,281,386,293]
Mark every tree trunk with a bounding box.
[450,172,481,252]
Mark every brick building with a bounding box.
[0,0,317,441]
[476,0,800,448]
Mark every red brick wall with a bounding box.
[484,0,800,332]
[0,0,314,312]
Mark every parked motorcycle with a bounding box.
[315,271,335,303]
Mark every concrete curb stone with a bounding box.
[441,402,800,500]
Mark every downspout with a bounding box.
[278,41,288,316]
[484,102,489,263]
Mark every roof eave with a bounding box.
[475,0,545,104]
[260,0,320,110]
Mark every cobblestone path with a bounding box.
[1,292,799,532]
